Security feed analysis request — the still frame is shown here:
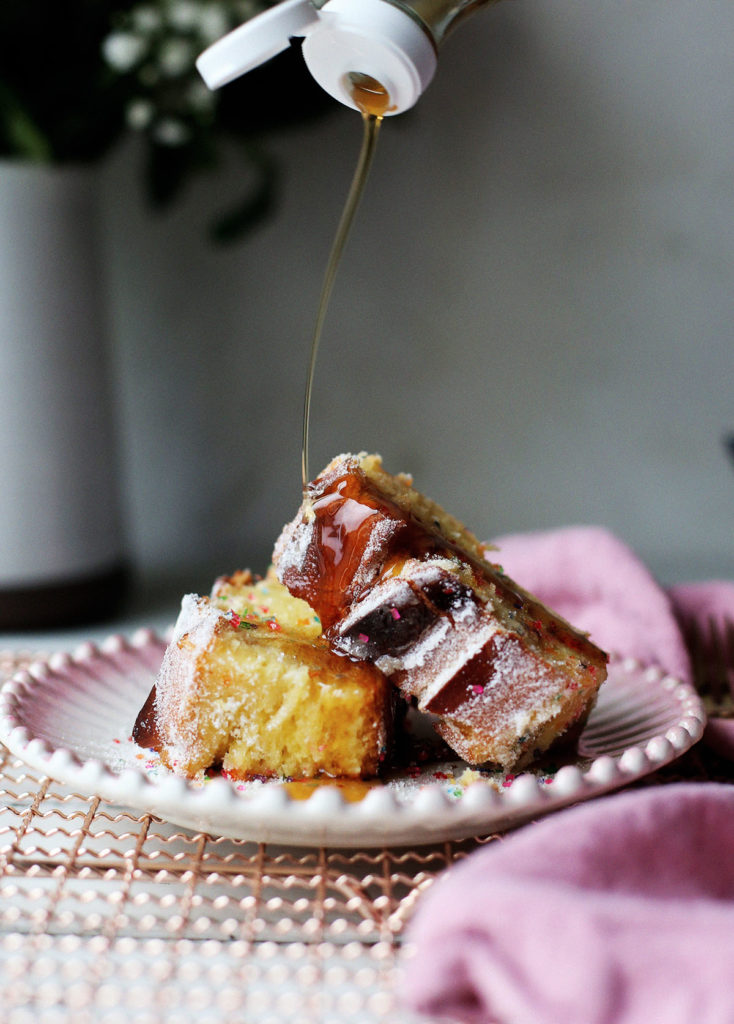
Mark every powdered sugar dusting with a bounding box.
[273,515,313,576]
[153,595,228,770]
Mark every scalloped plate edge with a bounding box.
[0,634,706,847]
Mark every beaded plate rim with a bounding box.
[0,630,706,847]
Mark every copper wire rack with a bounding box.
[2,648,730,1024]
[0,649,499,1024]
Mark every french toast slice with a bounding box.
[273,453,608,770]
[132,572,394,780]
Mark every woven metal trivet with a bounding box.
[0,650,495,1024]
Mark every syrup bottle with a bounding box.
[197,0,501,115]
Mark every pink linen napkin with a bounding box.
[401,783,734,1024]
[669,580,734,759]
[401,527,734,1024]
[669,579,734,632]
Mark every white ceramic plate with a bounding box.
[0,630,705,847]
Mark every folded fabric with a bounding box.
[668,579,734,634]
[401,783,734,1024]
[668,580,734,759]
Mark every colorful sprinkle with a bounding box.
[358,633,370,644]
[390,607,401,620]
[471,684,484,695]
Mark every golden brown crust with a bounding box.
[133,575,394,780]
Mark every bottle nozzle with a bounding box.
[196,0,437,114]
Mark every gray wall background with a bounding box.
[99,0,734,595]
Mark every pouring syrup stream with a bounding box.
[133,77,391,756]
[300,74,391,496]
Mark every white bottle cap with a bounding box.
[196,0,320,89]
[196,0,437,114]
[302,0,437,115]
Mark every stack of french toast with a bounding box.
[133,454,608,780]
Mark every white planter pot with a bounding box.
[0,161,127,628]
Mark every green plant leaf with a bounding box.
[0,81,52,162]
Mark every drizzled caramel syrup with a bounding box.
[300,75,390,495]
[281,464,463,631]
[132,683,161,750]
[282,458,607,665]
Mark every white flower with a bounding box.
[235,0,264,22]
[126,99,155,130]
[168,1,201,31]
[102,32,147,72]
[153,117,191,146]
[139,63,160,87]
[187,80,216,112]
[197,6,231,44]
[158,37,195,77]
[132,6,163,34]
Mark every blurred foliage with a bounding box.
[0,1,333,239]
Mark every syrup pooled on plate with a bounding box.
[300,75,390,494]
[284,776,379,803]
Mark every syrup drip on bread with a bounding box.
[132,683,160,750]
